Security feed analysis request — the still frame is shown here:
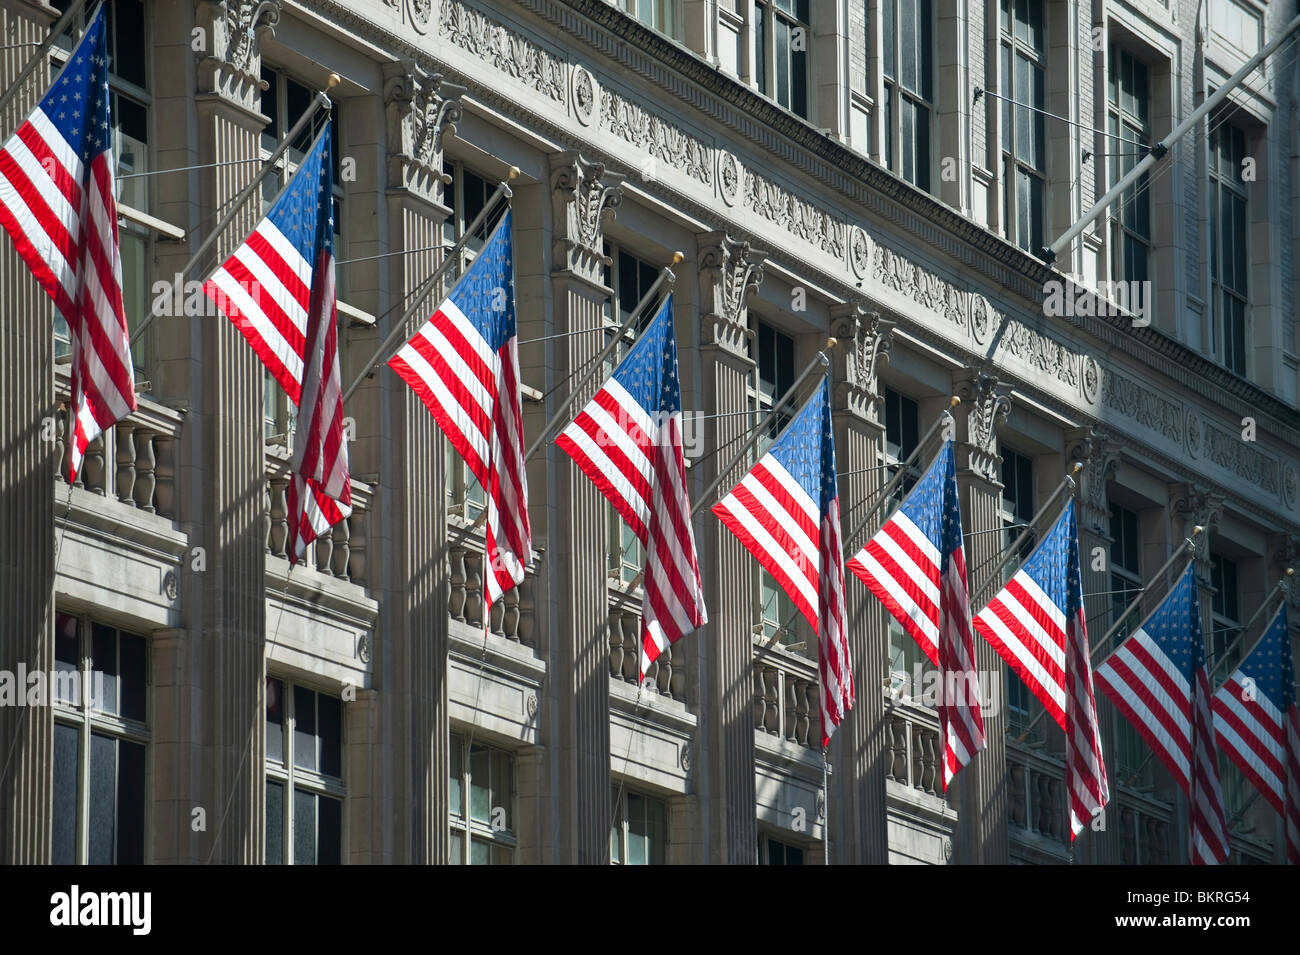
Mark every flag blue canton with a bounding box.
[898,439,964,572]
[1239,606,1295,708]
[266,124,334,264]
[44,9,110,161]
[610,295,681,416]
[446,209,515,352]
[1140,565,1205,677]
[1018,500,1082,615]
[767,378,837,514]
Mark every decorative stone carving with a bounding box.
[698,232,764,357]
[1067,426,1122,534]
[197,0,280,105]
[550,152,623,280]
[1286,464,1299,510]
[572,66,597,126]
[1101,373,1184,445]
[829,303,893,422]
[357,633,372,664]
[1173,484,1225,573]
[956,371,1013,483]
[383,59,464,205]
[1081,356,1100,404]
[439,0,565,104]
[849,226,872,280]
[1185,407,1205,460]
[1201,420,1282,498]
[717,151,741,207]
[405,0,432,34]
[872,242,968,328]
[970,291,992,346]
[526,692,539,719]
[743,168,845,259]
[598,89,713,185]
[679,742,691,772]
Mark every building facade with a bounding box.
[1,0,1298,864]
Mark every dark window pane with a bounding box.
[318,796,342,864]
[294,686,317,772]
[293,788,316,865]
[914,103,930,191]
[116,739,145,864]
[111,0,146,87]
[449,734,463,818]
[470,836,490,865]
[788,844,804,865]
[774,19,790,109]
[286,77,313,153]
[53,723,79,864]
[266,780,284,864]
[883,0,895,80]
[120,632,146,722]
[318,694,342,779]
[791,39,807,117]
[266,678,284,764]
[618,250,640,322]
[55,613,79,706]
[755,7,767,94]
[469,744,490,822]
[261,67,280,149]
[88,733,117,864]
[92,624,118,715]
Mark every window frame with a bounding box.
[1000,0,1047,253]
[264,676,346,865]
[448,731,518,864]
[1106,45,1152,285]
[609,785,668,865]
[620,0,681,41]
[881,0,934,192]
[755,0,811,119]
[52,611,150,865]
[758,831,807,864]
[1208,118,1250,377]
[881,387,929,694]
[1208,552,1242,679]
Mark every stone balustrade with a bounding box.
[446,517,536,647]
[265,452,372,586]
[55,371,182,519]
[884,702,944,797]
[752,641,821,750]
[607,585,686,701]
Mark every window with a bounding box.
[999,449,1038,738]
[760,833,805,864]
[619,0,680,40]
[610,787,667,864]
[259,66,346,442]
[882,388,927,692]
[1107,503,1142,645]
[52,0,153,378]
[755,1,810,118]
[750,320,801,647]
[1209,553,1241,678]
[449,733,516,864]
[1001,0,1046,253]
[265,678,344,864]
[882,0,933,191]
[1209,120,1249,376]
[52,612,148,864]
[1107,504,1149,782]
[1107,47,1151,284]
[601,243,661,586]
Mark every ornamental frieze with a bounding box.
[1101,373,1184,445]
[598,89,713,185]
[743,170,845,259]
[1202,422,1282,498]
[439,0,565,103]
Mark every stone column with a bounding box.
[160,0,283,864]
[1067,426,1122,864]
[695,231,763,864]
[348,59,461,863]
[545,152,622,864]
[953,370,1013,864]
[828,305,893,863]
[0,0,57,864]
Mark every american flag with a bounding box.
[974,501,1109,837]
[1212,604,1299,865]
[713,379,853,745]
[1095,565,1229,864]
[846,438,985,788]
[0,7,136,482]
[388,209,531,610]
[555,294,707,676]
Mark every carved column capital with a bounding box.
[1172,483,1225,581]
[1066,426,1123,535]
[549,151,623,282]
[828,303,893,423]
[697,231,764,358]
[197,0,281,107]
[955,371,1012,484]
[383,59,463,206]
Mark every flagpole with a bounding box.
[841,397,960,548]
[1012,535,1202,745]
[821,747,830,865]
[523,254,683,462]
[0,0,89,133]
[133,79,338,341]
[341,170,520,404]
[971,463,1083,606]
[690,350,833,517]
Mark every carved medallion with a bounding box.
[1285,464,1299,510]
[1185,408,1205,460]
[849,226,871,280]
[357,633,372,664]
[718,151,740,207]
[970,292,991,346]
[405,0,431,34]
[572,65,596,126]
[1081,355,1100,404]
